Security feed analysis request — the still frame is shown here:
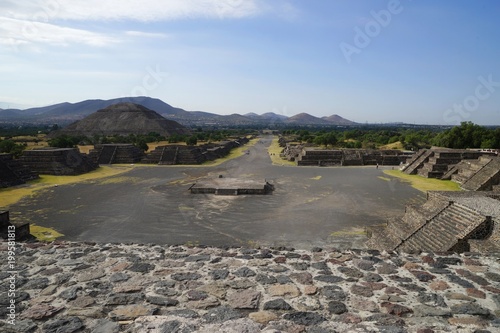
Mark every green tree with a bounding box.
[186,136,198,146]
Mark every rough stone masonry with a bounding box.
[1,240,500,333]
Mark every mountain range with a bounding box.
[0,96,356,127]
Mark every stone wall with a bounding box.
[19,148,98,176]
[295,148,410,167]
[0,210,30,240]
[0,154,39,188]
[1,240,499,333]
[89,144,144,164]
[143,138,250,165]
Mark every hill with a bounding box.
[285,113,330,125]
[50,103,190,137]
[322,114,356,125]
[0,96,357,127]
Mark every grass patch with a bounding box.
[30,224,64,242]
[310,176,322,180]
[0,165,133,209]
[268,136,296,166]
[96,176,141,185]
[379,141,404,150]
[77,145,94,154]
[384,169,461,193]
[378,176,391,181]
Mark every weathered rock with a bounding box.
[42,317,83,333]
[268,284,301,298]
[381,302,413,316]
[321,286,346,301]
[90,318,120,333]
[59,286,81,300]
[128,262,155,273]
[20,304,63,320]
[350,284,374,297]
[314,275,344,283]
[109,305,157,320]
[413,305,451,317]
[171,272,202,281]
[337,266,364,279]
[283,312,326,326]
[66,307,104,318]
[187,296,221,309]
[289,272,313,285]
[146,295,178,306]
[327,301,347,314]
[233,267,256,277]
[78,269,105,282]
[22,277,49,290]
[69,296,95,308]
[109,272,129,283]
[450,303,490,315]
[227,290,261,309]
[351,297,379,312]
[263,298,293,310]
[106,292,144,305]
[203,318,262,333]
[202,306,243,323]
[209,269,229,280]
[255,274,277,284]
[377,263,398,275]
[249,311,279,324]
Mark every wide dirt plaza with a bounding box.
[11,135,424,249]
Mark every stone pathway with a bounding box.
[1,240,500,332]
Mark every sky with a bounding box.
[1,0,500,125]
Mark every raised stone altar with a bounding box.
[190,178,274,195]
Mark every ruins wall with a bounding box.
[19,148,97,175]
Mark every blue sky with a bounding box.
[1,0,500,125]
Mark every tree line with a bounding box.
[282,122,500,150]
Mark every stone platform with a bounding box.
[1,240,499,333]
[190,178,273,195]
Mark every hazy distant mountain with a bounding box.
[244,112,288,123]
[0,96,356,127]
[322,114,356,125]
[285,113,330,125]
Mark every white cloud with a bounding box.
[2,0,263,22]
[0,17,119,49]
[125,31,169,39]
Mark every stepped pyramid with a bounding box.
[51,103,190,138]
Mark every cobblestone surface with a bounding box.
[1,240,500,332]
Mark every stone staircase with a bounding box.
[417,151,463,178]
[461,157,500,191]
[397,203,488,252]
[143,146,179,165]
[365,199,450,251]
[175,147,206,164]
[296,149,343,166]
[91,144,144,164]
[402,149,434,174]
[365,191,497,253]
[97,145,117,164]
